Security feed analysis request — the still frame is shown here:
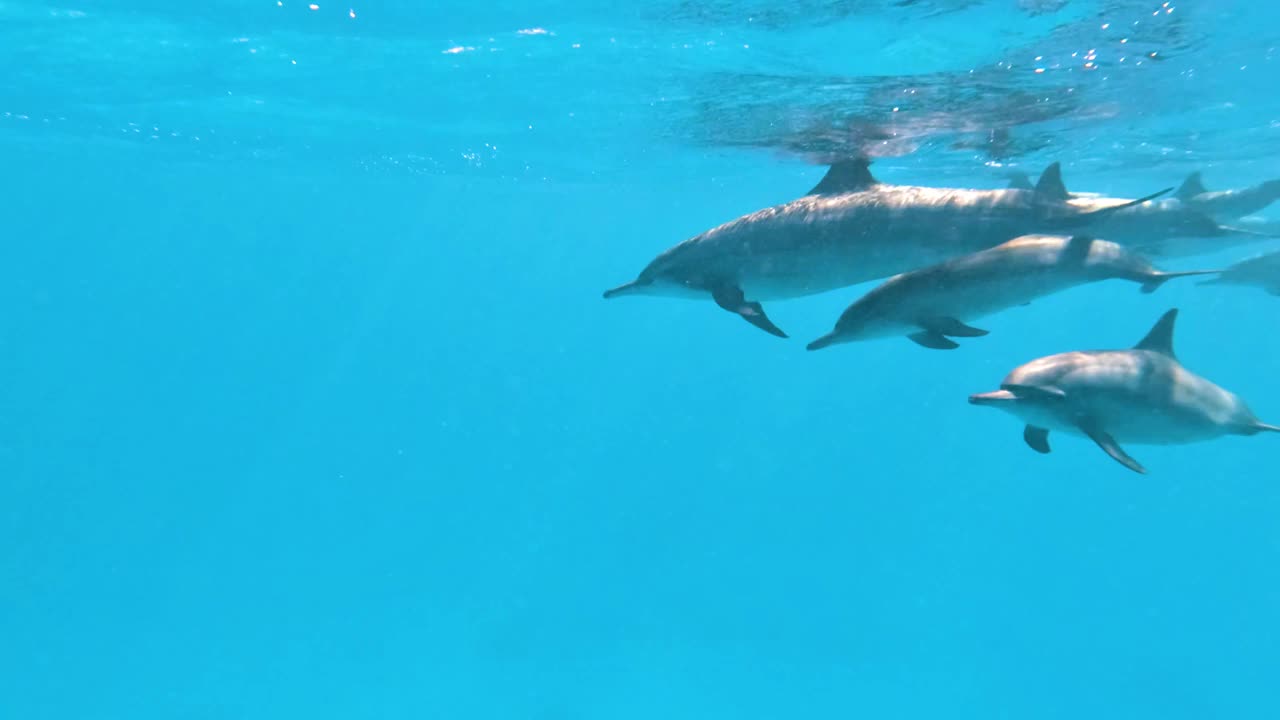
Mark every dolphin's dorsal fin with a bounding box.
[1175,172,1208,201]
[806,158,878,196]
[1034,162,1069,202]
[1062,235,1095,263]
[1134,308,1179,358]
[1007,172,1034,191]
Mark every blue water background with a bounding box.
[3,1,1280,717]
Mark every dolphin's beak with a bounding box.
[603,280,644,299]
[806,332,841,351]
[968,389,1017,406]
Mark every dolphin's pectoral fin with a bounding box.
[1023,425,1051,454]
[1078,420,1146,474]
[904,316,988,349]
[710,284,788,338]
[919,316,989,338]
[907,331,959,350]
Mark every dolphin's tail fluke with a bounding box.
[603,280,644,299]
[1140,269,1223,294]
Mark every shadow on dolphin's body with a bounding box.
[604,159,1170,338]
[969,308,1280,474]
[806,234,1219,352]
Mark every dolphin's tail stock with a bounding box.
[1139,269,1223,294]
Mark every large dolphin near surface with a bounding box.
[604,160,1169,338]
[969,309,1279,474]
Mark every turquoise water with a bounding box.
[3,1,1280,717]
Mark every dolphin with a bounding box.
[603,159,1170,338]
[1234,215,1280,235]
[1197,249,1280,296]
[1010,167,1278,257]
[1090,200,1277,259]
[968,308,1279,474]
[1174,171,1280,221]
[1036,177,1274,257]
[807,234,1218,351]
[1010,167,1280,221]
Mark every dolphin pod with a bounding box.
[603,160,1171,338]
[604,159,1280,474]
